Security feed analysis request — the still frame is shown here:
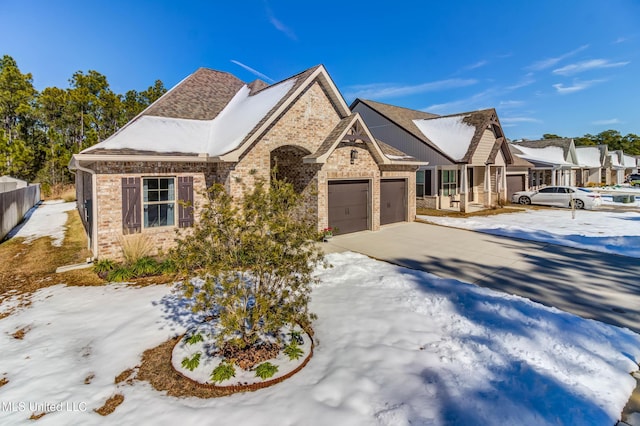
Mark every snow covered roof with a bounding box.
[609,152,623,168]
[622,154,637,168]
[83,75,297,157]
[511,144,574,166]
[413,115,475,161]
[352,99,507,164]
[575,146,602,168]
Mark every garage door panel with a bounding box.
[506,175,525,200]
[381,179,406,225]
[328,181,369,234]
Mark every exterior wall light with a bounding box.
[350,149,358,164]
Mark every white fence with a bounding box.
[0,184,41,241]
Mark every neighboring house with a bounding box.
[575,145,608,186]
[621,152,638,175]
[69,65,424,261]
[505,146,534,200]
[509,138,579,187]
[607,150,626,185]
[0,176,28,193]
[351,99,512,212]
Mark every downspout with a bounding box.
[72,158,98,259]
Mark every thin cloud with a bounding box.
[526,45,589,71]
[552,79,603,94]
[592,118,622,125]
[343,79,477,100]
[264,2,297,40]
[423,89,494,113]
[499,100,525,108]
[507,73,535,90]
[464,60,489,71]
[501,116,542,124]
[553,59,629,76]
[230,60,275,83]
[613,37,628,44]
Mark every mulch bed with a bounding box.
[136,333,314,398]
[136,337,236,398]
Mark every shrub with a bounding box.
[130,257,161,277]
[283,341,304,360]
[210,361,235,383]
[118,233,154,264]
[254,362,278,380]
[181,353,201,372]
[171,176,324,352]
[106,267,134,282]
[185,332,204,345]
[93,259,116,279]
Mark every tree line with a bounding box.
[2,53,639,192]
[542,130,640,155]
[0,54,166,191]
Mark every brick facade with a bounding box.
[92,162,212,260]
[87,81,417,260]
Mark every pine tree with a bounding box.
[170,176,325,352]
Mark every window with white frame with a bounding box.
[441,169,457,196]
[143,177,175,227]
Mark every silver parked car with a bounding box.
[511,186,602,210]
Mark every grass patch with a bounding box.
[137,337,236,398]
[41,184,76,202]
[11,325,31,340]
[417,205,526,218]
[0,206,103,301]
[115,368,135,384]
[94,394,124,416]
[29,411,47,420]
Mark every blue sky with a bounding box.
[1,0,639,140]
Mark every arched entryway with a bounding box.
[270,145,314,193]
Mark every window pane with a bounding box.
[147,179,159,190]
[160,179,169,190]
[166,203,174,226]
[159,189,169,201]
[416,170,425,184]
[416,183,424,197]
[167,179,175,200]
[144,205,159,228]
[148,190,159,202]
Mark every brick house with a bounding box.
[69,65,424,260]
[351,99,513,212]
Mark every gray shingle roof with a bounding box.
[354,99,506,163]
[143,68,245,120]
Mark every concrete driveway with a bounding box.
[322,221,640,334]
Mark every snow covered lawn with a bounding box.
[8,200,76,246]
[1,253,639,425]
[418,208,640,258]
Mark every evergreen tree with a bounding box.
[170,176,325,351]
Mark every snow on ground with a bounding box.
[1,201,640,425]
[7,200,76,246]
[419,208,640,258]
[0,254,639,425]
